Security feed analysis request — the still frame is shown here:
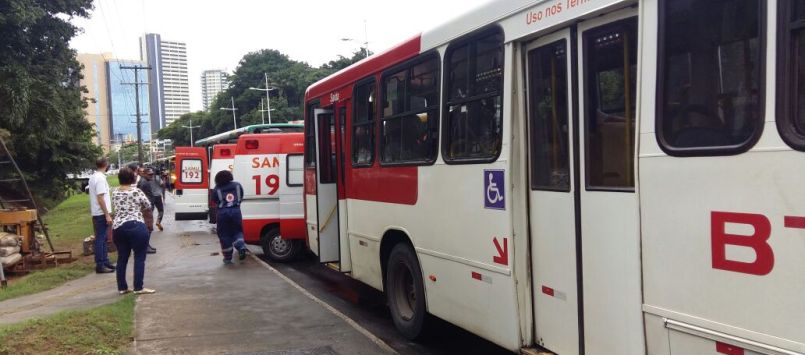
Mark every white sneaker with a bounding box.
[133,288,156,295]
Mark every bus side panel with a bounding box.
[345,160,523,352]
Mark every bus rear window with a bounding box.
[658,0,764,155]
[180,159,203,184]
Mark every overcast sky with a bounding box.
[69,0,491,111]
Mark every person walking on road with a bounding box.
[112,167,156,295]
[211,170,248,264]
[88,158,115,274]
[147,168,166,231]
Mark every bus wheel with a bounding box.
[386,243,429,340]
[261,227,298,262]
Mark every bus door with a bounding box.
[313,108,340,264]
[174,146,209,220]
[525,9,642,355]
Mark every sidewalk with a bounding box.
[134,203,393,354]
[1,194,394,354]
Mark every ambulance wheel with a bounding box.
[386,243,430,340]
[261,227,298,262]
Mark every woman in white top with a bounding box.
[111,167,156,295]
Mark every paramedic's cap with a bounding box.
[144,168,155,175]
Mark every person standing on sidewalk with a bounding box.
[211,170,248,264]
[135,167,158,254]
[112,167,155,295]
[147,168,165,231]
[88,158,115,274]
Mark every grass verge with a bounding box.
[0,294,135,355]
[1,179,121,301]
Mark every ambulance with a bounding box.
[232,132,306,261]
[173,146,209,221]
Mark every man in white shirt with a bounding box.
[89,158,115,273]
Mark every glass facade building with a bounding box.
[107,60,151,143]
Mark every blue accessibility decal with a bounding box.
[484,170,505,210]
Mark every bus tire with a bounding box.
[386,243,430,340]
[261,227,299,262]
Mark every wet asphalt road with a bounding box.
[258,252,512,355]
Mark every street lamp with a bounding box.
[259,99,276,125]
[341,20,370,59]
[220,96,239,129]
[249,73,277,124]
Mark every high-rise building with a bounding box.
[201,70,229,110]
[140,33,190,132]
[77,53,113,152]
[106,60,151,144]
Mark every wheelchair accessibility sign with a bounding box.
[484,170,505,210]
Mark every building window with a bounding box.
[778,0,805,150]
[584,18,637,190]
[352,80,375,166]
[380,54,440,164]
[529,40,570,191]
[443,28,504,163]
[658,0,764,155]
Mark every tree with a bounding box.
[157,49,368,145]
[0,0,100,199]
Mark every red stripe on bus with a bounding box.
[471,272,482,281]
[716,342,744,355]
[784,216,805,229]
[542,286,555,297]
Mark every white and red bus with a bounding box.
[233,133,306,261]
[303,0,804,354]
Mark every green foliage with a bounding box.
[0,262,94,303]
[158,48,370,145]
[0,0,100,200]
[0,294,135,354]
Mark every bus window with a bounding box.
[443,28,504,163]
[658,0,764,154]
[318,113,337,184]
[353,80,376,166]
[305,103,318,168]
[380,54,440,164]
[778,0,805,151]
[528,40,570,191]
[585,19,637,190]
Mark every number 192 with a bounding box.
[252,174,279,195]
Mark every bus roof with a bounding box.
[194,123,304,146]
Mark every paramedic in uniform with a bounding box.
[211,170,248,264]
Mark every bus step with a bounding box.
[520,347,555,355]
[324,262,341,272]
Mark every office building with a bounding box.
[106,60,151,143]
[201,70,229,110]
[140,33,190,131]
[77,53,113,152]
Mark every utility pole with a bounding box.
[120,64,152,164]
[182,117,200,146]
[260,99,265,125]
[249,73,276,125]
[220,96,239,129]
